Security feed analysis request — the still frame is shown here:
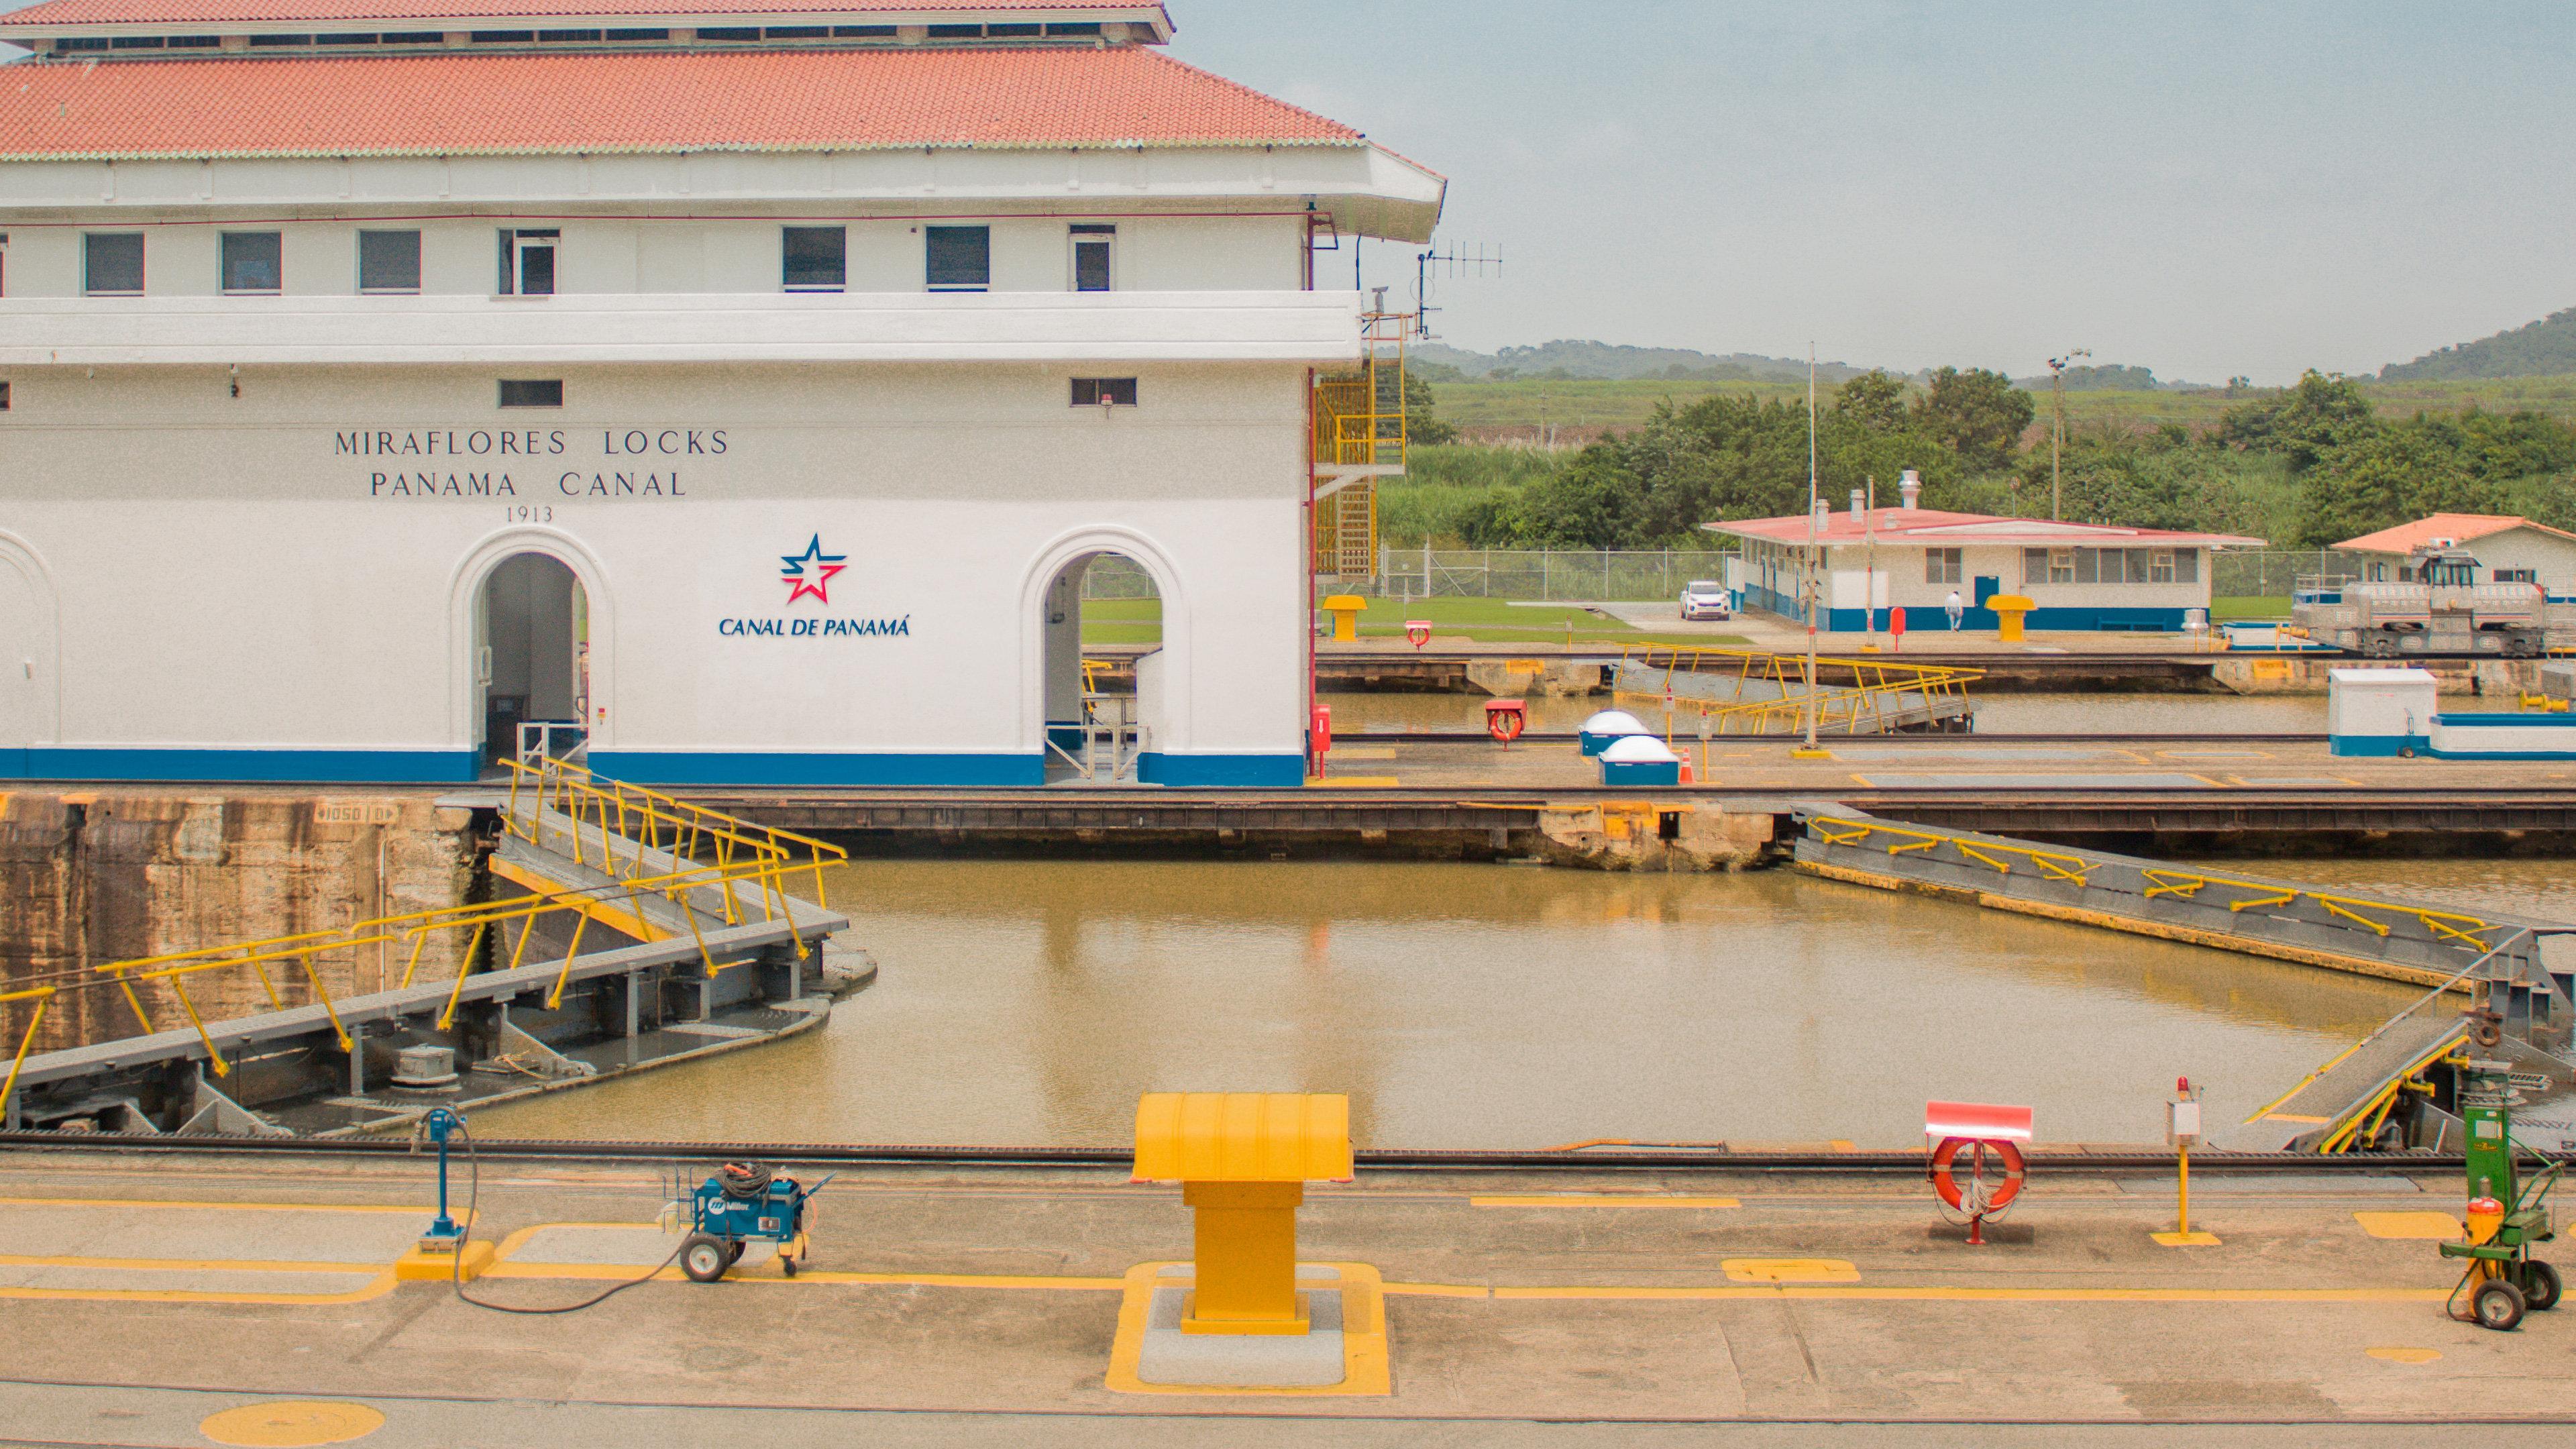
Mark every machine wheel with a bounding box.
[2520,1259,2562,1311]
[2364,636,2399,658]
[2473,1277,2527,1331]
[782,1256,799,1278]
[680,1232,730,1283]
[726,1242,745,1265]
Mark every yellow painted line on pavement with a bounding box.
[1384,1281,1491,1298]
[0,1270,397,1306]
[0,1254,388,1273]
[1472,1195,1741,1210]
[1492,1285,2449,1303]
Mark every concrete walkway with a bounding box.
[0,1150,2566,1440]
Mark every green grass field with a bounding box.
[1428,373,2576,437]
[2211,595,2292,622]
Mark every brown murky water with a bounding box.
[475,857,2437,1150]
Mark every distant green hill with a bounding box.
[2381,307,2576,382]
[1413,339,1869,384]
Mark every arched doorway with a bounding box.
[476,552,588,766]
[0,537,56,779]
[1040,550,1163,783]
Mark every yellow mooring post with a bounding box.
[1133,1092,1354,1335]
[1320,594,1366,642]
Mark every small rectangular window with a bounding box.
[84,232,144,295]
[695,26,758,40]
[110,35,165,48]
[315,32,379,45]
[2149,548,2176,584]
[765,25,826,38]
[381,31,443,43]
[833,24,896,37]
[927,23,981,38]
[2176,549,2198,584]
[926,225,990,290]
[470,30,535,42]
[604,28,669,40]
[358,229,421,293]
[2072,547,2099,585]
[498,229,557,296]
[986,22,1041,37]
[782,226,847,290]
[220,231,282,293]
[54,36,107,50]
[1071,377,1138,407]
[498,379,563,409]
[168,34,220,46]
[1045,21,1104,36]
[1071,224,1113,292]
[2049,548,2075,585]
[2124,547,2152,584]
[0,382,11,412]
[246,33,314,45]
[537,29,602,42]
[2497,568,2537,584]
[2023,548,2049,587]
[1926,547,1962,585]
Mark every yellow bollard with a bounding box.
[1986,594,2036,644]
[1320,595,1366,642]
[1134,1092,1354,1336]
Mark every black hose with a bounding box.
[447,1114,686,1316]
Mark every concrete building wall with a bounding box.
[3,213,1308,299]
[0,358,1309,785]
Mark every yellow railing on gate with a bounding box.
[0,763,852,1093]
[0,986,54,1124]
[1617,644,1980,737]
[1813,818,2516,954]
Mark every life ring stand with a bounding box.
[1927,1136,2025,1243]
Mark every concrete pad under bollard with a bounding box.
[1106,1261,1389,1395]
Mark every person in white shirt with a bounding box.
[1945,589,1964,630]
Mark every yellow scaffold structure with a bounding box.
[1311,308,1412,580]
[0,759,847,1099]
[1616,644,1981,737]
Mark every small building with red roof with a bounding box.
[2330,513,2576,593]
[1701,473,2265,633]
[0,1,1442,787]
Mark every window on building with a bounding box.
[498,229,557,296]
[1045,21,1104,35]
[169,34,220,46]
[1925,547,1963,585]
[2049,548,2075,585]
[782,226,847,290]
[2023,549,2047,586]
[2149,549,2176,584]
[764,25,825,38]
[2497,568,2538,584]
[1071,377,1139,407]
[694,26,757,40]
[315,33,379,45]
[83,232,144,295]
[987,22,1041,36]
[246,33,313,46]
[833,24,896,36]
[604,28,670,40]
[358,229,421,293]
[110,35,164,48]
[0,232,8,297]
[1071,223,1114,292]
[927,23,981,38]
[220,231,282,293]
[537,28,602,42]
[381,30,441,43]
[52,36,108,50]
[0,382,11,412]
[469,30,535,41]
[2175,549,2198,584]
[926,225,990,290]
[498,379,563,408]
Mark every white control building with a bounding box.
[0,1,1442,786]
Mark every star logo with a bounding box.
[779,534,847,606]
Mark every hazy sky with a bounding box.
[1172,1,2576,384]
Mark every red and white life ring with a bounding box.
[1928,1136,2026,1214]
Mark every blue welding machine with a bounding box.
[674,1161,832,1282]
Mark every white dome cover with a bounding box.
[1600,734,1678,763]
[1580,710,1648,737]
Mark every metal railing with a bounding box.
[1367,547,1737,602]
[1315,373,1406,470]
[2211,549,2361,600]
[1617,645,1980,737]
[0,763,848,1110]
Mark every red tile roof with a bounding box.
[0,46,1362,158]
[2331,513,2576,553]
[0,0,1155,21]
[1705,507,2265,549]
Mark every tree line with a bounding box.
[1404,369,2576,550]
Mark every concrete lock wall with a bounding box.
[0,358,1313,786]
[0,791,476,1052]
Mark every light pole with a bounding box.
[1800,345,1822,755]
[2047,349,2089,521]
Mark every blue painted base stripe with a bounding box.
[2428,748,2576,760]
[589,750,1045,788]
[1138,752,1305,788]
[2329,735,2424,757]
[15,747,482,784]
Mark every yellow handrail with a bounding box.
[1807,816,2095,886]
[1617,643,1980,738]
[0,986,54,1123]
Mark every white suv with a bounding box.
[1679,580,1733,621]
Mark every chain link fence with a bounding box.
[2209,549,2354,599]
